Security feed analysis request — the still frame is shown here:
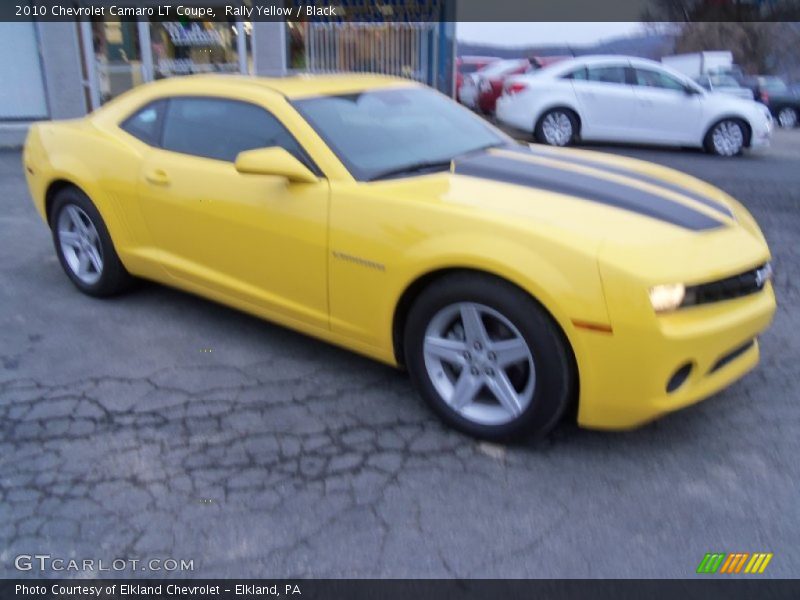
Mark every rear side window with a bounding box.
[161,97,308,164]
[120,101,165,145]
[586,66,627,85]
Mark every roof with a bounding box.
[531,54,663,78]
[152,73,418,99]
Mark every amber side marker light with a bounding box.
[572,320,613,334]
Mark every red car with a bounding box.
[476,59,534,114]
[475,56,571,115]
[456,56,499,94]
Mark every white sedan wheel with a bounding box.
[541,111,574,146]
[710,120,745,157]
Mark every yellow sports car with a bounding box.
[23,74,776,440]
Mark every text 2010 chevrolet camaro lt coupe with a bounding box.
[23,74,776,440]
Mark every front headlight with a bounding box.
[649,283,685,313]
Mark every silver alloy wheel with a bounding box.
[711,120,744,156]
[541,111,573,146]
[778,107,797,128]
[423,302,536,426]
[57,204,104,285]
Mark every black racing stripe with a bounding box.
[454,152,724,231]
[503,144,733,218]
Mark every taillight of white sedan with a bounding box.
[496,55,773,157]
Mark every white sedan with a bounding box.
[496,56,773,156]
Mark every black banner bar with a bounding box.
[3,0,800,22]
[3,579,800,600]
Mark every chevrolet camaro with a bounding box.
[23,74,776,440]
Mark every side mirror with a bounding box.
[684,85,701,96]
[234,147,318,183]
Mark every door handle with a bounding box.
[145,169,170,186]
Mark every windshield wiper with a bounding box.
[368,159,453,181]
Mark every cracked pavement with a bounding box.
[1,131,799,578]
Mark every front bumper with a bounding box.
[750,124,772,148]
[751,113,773,148]
[576,283,776,430]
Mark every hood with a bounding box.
[705,93,769,118]
[369,144,769,282]
[452,146,734,233]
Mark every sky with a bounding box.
[456,22,646,47]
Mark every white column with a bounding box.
[251,21,287,76]
[236,21,247,74]
[137,18,153,83]
[78,20,101,111]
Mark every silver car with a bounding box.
[695,73,755,101]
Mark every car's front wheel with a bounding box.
[705,119,746,156]
[404,273,575,441]
[777,107,798,128]
[535,109,577,147]
[51,186,132,296]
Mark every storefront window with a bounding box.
[91,18,142,103]
[83,17,251,107]
[150,20,244,78]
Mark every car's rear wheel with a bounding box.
[705,119,746,156]
[777,107,798,128]
[51,186,132,296]
[535,108,577,147]
[404,273,575,441]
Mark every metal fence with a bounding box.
[304,22,439,85]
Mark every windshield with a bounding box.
[709,74,740,87]
[762,77,788,93]
[293,87,509,181]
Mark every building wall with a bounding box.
[0,22,87,147]
[37,22,87,119]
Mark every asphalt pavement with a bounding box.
[1,130,798,578]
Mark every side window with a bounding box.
[634,69,686,91]
[585,66,628,85]
[161,97,309,164]
[563,67,588,80]
[120,101,165,146]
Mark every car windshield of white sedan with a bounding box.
[293,87,507,181]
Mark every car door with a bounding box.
[137,96,330,330]
[630,67,704,144]
[569,62,639,140]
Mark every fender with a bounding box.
[382,230,609,367]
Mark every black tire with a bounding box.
[703,119,747,157]
[534,108,578,147]
[404,272,575,441]
[50,186,132,297]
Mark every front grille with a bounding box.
[684,263,772,307]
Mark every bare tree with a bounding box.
[675,23,765,73]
